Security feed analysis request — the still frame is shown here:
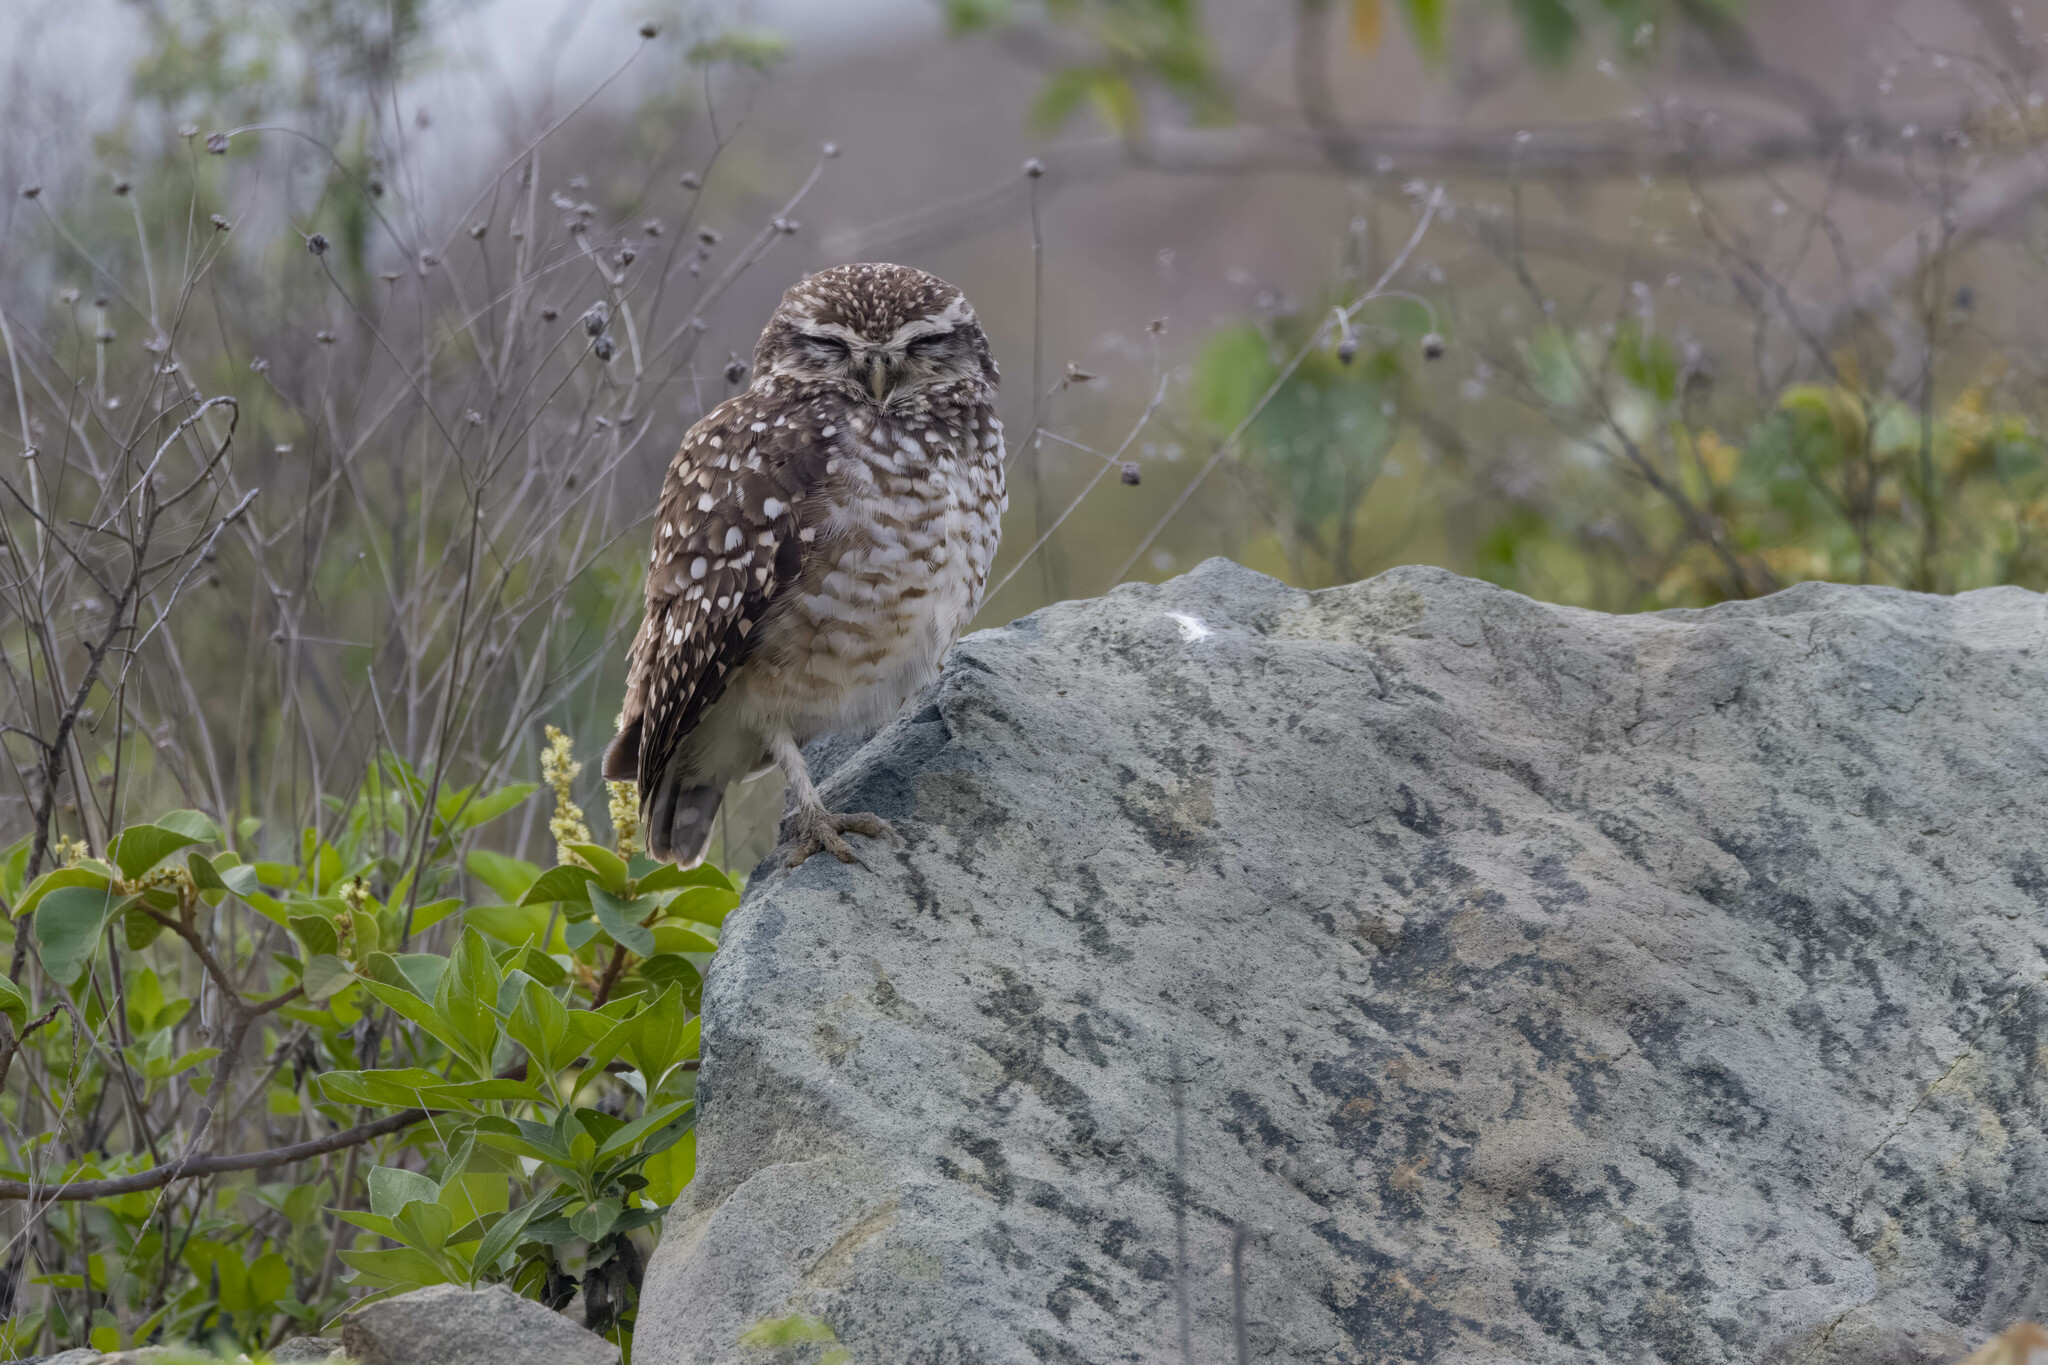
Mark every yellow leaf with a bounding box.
[1351,0,1384,53]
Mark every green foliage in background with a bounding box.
[0,732,730,1358]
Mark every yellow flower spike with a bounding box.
[608,780,640,861]
[541,725,593,868]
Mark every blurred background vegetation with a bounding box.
[0,0,2046,1346]
[6,0,2047,871]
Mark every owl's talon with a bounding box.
[783,809,899,868]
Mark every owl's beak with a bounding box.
[867,352,891,403]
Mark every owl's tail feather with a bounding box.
[646,770,723,869]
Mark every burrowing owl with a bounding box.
[606,263,1006,868]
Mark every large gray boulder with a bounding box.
[635,560,2048,1365]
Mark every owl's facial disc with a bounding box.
[788,320,972,407]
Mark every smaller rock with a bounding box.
[340,1283,616,1365]
[270,1338,345,1362]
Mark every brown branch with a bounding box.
[0,1055,697,1202]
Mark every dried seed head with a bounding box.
[639,21,658,37]
[249,357,269,373]
[307,233,329,256]
[178,123,199,138]
[583,302,610,336]
[822,142,841,158]
[367,177,385,198]
[96,327,116,343]
[643,218,664,237]
[211,213,231,232]
[465,410,483,426]
[468,222,487,239]
[59,287,78,304]
[618,246,637,265]
[541,306,559,321]
[697,225,721,245]
[419,251,438,270]
[680,171,703,190]
[724,355,747,385]
[19,185,39,200]
[112,179,131,196]
[773,217,799,235]
[1023,158,1045,179]
[1148,317,1168,335]
[379,271,400,283]
[1421,332,1446,360]
[593,334,617,363]
[316,330,336,344]
[1336,333,1359,364]
[1120,461,1141,485]
[205,132,229,154]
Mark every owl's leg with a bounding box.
[769,730,900,868]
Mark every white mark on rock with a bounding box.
[1168,612,1212,643]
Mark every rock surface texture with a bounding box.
[635,561,2048,1365]
[340,1282,617,1365]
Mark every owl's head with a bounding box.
[754,262,997,408]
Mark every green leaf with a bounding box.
[466,903,558,948]
[466,850,541,903]
[634,861,734,895]
[661,885,740,927]
[0,976,27,1035]
[641,1127,697,1204]
[432,933,503,1072]
[508,979,573,1073]
[106,824,205,881]
[425,1077,548,1105]
[519,946,568,987]
[247,1251,291,1308]
[470,1115,573,1166]
[394,1199,457,1253]
[407,897,463,934]
[588,886,655,956]
[452,783,539,831]
[302,954,356,1001]
[185,851,227,894]
[369,1165,440,1217]
[123,905,167,951]
[565,845,630,894]
[34,885,131,982]
[596,1099,693,1161]
[472,1193,552,1276]
[318,1068,447,1109]
[154,809,220,843]
[289,914,339,959]
[339,1246,451,1289]
[625,986,696,1083]
[638,954,702,989]
[362,980,475,1062]
[650,923,718,955]
[363,951,449,1001]
[569,1196,622,1243]
[13,867,113,919]
[436,1171,509,1229]
[516,865,598,908]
